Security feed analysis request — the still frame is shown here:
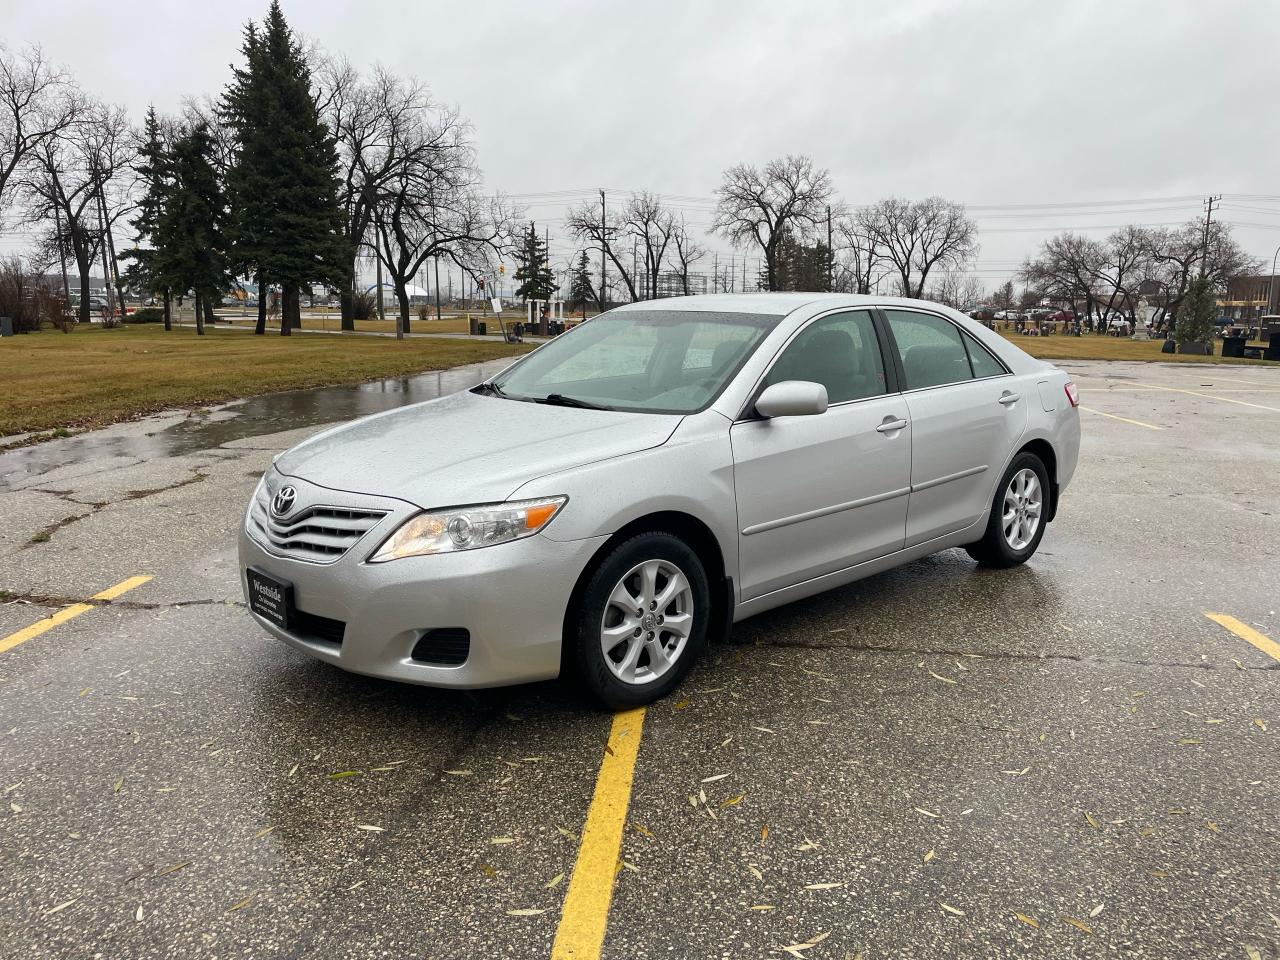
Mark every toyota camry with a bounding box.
[240,294,1080,708]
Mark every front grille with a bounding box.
[293,609,345,646]
[251,488,386,563]
[411,629,470,666]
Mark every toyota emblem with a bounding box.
[271,485,297,518]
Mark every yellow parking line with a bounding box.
[0,576,152,655]
[551,707,647,960]
[1205,613,1280,663]
[1079,406,1163,430]
[1138,383,1280,414]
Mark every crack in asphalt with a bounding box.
[22,470,210,547]
[0,592,243,611]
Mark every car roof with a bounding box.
[608,292,960,317]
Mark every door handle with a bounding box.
[876,417,909,433]
[998,392,1021,406]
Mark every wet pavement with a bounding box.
[0,358,518,492]
[0,359,1277,959]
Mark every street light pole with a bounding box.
[1269,243,1280,316]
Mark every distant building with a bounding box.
[1218,274,1272,320]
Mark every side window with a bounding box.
[763,311,887,404]
[962,330,1007,379]
[884,310,972,390]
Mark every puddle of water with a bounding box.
[0,358,514,491]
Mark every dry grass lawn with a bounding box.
[997,330,1275,365]
[0,323,532,437]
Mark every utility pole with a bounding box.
[599,189,607,313]
[713,252,718,293]
[1199,195,1221,278]
[826,206,834,291]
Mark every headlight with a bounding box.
[368,496,567,562]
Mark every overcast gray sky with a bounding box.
[8,0,1280,288]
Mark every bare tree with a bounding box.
[929,270,985,310]
[566,196,636,302]
[1144,219,1258,318]
[1091,225,1151,320]
[22,99,133,325]
[670,216,706,296]
[623,192,676,300]
[711,155,834,291]
[859,196,977,299]
[317,58,449,329]
[0,44,80,221]
[1018,232,1105,320]
[370,104,513,335]
[566,192,686,302]
[834,210,891,294]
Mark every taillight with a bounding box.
[1064,382,1079,408]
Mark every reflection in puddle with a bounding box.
[0,358,515,491]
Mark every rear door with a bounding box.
[881,308,1029,546]
[730,309,911,601]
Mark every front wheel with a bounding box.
[965,452,1050,568]
[568,532,710,709]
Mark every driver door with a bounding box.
[730,310,911,601]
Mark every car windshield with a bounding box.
[485,310,781,413]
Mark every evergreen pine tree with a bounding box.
[222,1,349,336]
[513,222,555,303]
[1175,276,1216,349]
[566,250,593,313]
[119,106,175,330]
[160,123,231,336]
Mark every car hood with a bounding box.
[275,390,683,508]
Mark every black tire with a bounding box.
[568,532,711,709]
[965,451,1050,568]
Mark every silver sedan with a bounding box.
[239,294,1080,707]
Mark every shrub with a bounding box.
[124,307,165,324]
[352,289,375,320]
[418,303,430,322]
[0,257,43,332]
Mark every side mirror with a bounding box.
[755,380,828,419]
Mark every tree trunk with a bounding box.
[280,285,295,336]
[194,292,205,335]
[163,288,172,331]
[340,287,355,331]
[340,256,358,330]
[287,285,302,328]
[76,260,91,326]
[203,296,216,326]
[255,273,267,335]
[395,279,410,338]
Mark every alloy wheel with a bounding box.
[599,558,694,685]
[1002,467,1043,551]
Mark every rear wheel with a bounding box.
[965,452,1049,568]
[569,532,710,709]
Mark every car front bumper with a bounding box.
[238,519,608,690]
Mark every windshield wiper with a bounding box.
[535,393,612,410]
[471,381,508,398]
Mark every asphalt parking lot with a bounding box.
[1,359,1277,960]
